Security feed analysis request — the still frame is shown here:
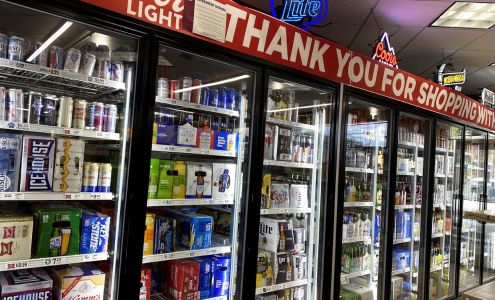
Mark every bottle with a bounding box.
[195,170,205,198]
[306,136,314,164]
[349,179,357,202]
[376,183,383,206]
[363,213,370,237]
[405,184,411,204]
[356,213,364,237]
[395,184,401,205]
[292,135,301,163]
[345,178,351,202]
[378,148,384,171]
[356,182,362,202]
[49,214,62,257]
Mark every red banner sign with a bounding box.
[82,0,495,132]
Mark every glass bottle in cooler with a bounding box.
[142,46,254,300]
[256,77,333,299]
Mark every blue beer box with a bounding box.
[0,133,21,192]
[80,210,111,254]
[210,255,231,297]
[167,210,213,250]
[153,215,176,254]
[195,257,215,299]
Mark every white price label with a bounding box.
[89,193,102,200]
[96,131,104,137]
[90,77,106,84]
[167,146,175,152]
[44,257,66,266]
[82,254,99,262]
[3,193,24,200]
[184,147,192,153]
[203,149,210,155]
[15,62,26,68]
[4,260,29,270]
[159,199,172,205]
[16,123,30,131]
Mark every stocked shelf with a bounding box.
[344,201,374,208]
[147,198,234,207]
[393,238,412,244]
[398,141,424,149]
[0,57,125,98]
[264,160,314,169]
[0,121,120,140]
[397,171,415,176]
[392,267,411,276]
[151,295,227,300]
[260,207,312,215]
[395,205,414,209]
[0,252,109,271]
[436,148,448,153]
[255,279,308,295]
[343,236,371,244]
[432,233,444,238]
[266,116,318,131]
[155,96,239,117]
[430,266,442,272]
[152,144,236,158]
[142,246,231,264]
[341,269,371,282]
[0,192,113,201]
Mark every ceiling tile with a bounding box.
[398,47,455,75]
[374,0,452,27]
[404,27,486,49]
[451,50,495,69]
[464,30,495,51]
[326,0,378,25]
[312,24,362,46]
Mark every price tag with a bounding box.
[44,257,66,266]
[92,77,106,84]
[49,69,60,75]
[341,275,350,285]
[203,149,210,155]
[160,199,172,206]
[96,131,104,137]
[189,252,195,257]
[5,260,29,270]
[2,193,24,200]
[71,130,80,135]
[15,62,26,68]
[16,123,30,131]
[264,286,272,293]
[167,146,175,152]
[184,147,192,153]
[82,254,99,262]
[89,193,102,200]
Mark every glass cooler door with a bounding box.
[484,133,495,282]
[0,2,138,300]
[140,45,254,300]
[339,98,390,300]
[255,77,333,299]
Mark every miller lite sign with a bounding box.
[270,0,329,29]
[373,32,399,69]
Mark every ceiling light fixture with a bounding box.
[431,2,495,29]
[26,21,73,62]
[173,75,250,94]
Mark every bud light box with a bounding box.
[0,134,21,192]
[0,268,53,300]
[80,210,110,254]
[210,255,231,297]
[212,163,236,200]
[167,210,212,250]
[53,138,85,192]
[20,136,55,191]
[31,205,81,258]
[51,264,105,300]
[0,212,33,262]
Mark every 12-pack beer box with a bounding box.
[0,133,21,192]
[163,259,199,300]
[20,136,55,191]
[51,264,105,300]
[0,268,53,300]
[53,138,85,192]
[80,210,110,254]
[0,211,33,262]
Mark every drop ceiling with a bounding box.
[240,0,495,98]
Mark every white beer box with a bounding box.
[0,268,53,300]
[51,264,105,300]
[270,183,289,209]
[212,163,236,200]
[0,212,33,262]
[289,184,308,208]
[186,162,212,198]
[53,138,85,192]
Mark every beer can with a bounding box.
[0,33,7,59]
[97,163,112,192]
[49,46,63,69]
[79,52,96,76]
[43,94,58,126]
[157,78,169,98]
[86,102,96,130]
[227,88,236,111]
[32,41,48,66]
[82,162,99,192]
[218,87,227,109]
[169,80,179,99]
[64,48,81,73]
[57,96,73,128]
[103,104,117,133]
[209,89,219,107]
[7,36,25,61]
[93,102,104,131]
[191,79,202,103]
[28,91,43,124]
[201,87,210,106]
[6,89,22,122]
[72,99,87,129]
[15,89,24,123]
[0,87,5,120]
[181,76,192,101]
[97,58,110,79]
[109,60,124,82]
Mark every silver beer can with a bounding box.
[57,96,73,128]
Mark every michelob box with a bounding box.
[143,213,155,256]
[212,163,236,200]
[0,133,21,192]
[20,136,55,191]
[167,210,212,250]
[0,212,33,261]
[80,210,110,254]
[51,264,105,300]
[53,138,85,192]
[31,204,81,258]
[0,268,53,300]
[186,162,212,199]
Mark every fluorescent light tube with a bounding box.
[173,75,250,94]
[26,21,73,63]
[267,103,331,113]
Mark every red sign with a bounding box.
[82,0,495,132]
[373,32,398,69]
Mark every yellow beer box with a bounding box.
[0,212,33,262]
[51,264,105,300]
[53,138,85,192]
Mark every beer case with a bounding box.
[140,267,151,300]
[277,128,292,161]
[256,250,276,288]
[0,133,21,192]
[153,215,176,254]
[51,264,105,300]
[256,295,277,300]
[177,121,197,148]
[270,183,289,208]
[53,138,85,192]
[148,158,160,199]
[258,217,293,253]
[391,276,403,300]
[210,255,231,297]
[157,160,174,199]
[212,163,236,200]
[275,252,293,284]
[143,213,155,256]
[80,210,110,254]
[264,124,278,161]
[31,204,82,258]
[0,212,33,262]
[167,210,212,250]
[198,207,230,236]
[342,284,373,300]
[195,257,215,299]
[20,136,55,191]
[186,162,212,199]
[0,268,53,300]
[289,184,309,208]
[164,260,199,300]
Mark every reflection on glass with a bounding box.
[340,99,389,300]
[430,123,462,299]
[391,114,429,300]
[257,77,332,299]
[485,134,495,282]
[459,129,486,291]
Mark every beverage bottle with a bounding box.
[345,178,351,202]
[347,213,355,238]
[292,134,301,163]
[395,184,401,205]
[363,213,370,237]
[349,179,357,202]
[376,183,382,206]
[405,184,411,204]
[306,136,313,164]
[342,212,349,239]
[195,170,205,198]
[356,213,364,237]
[356,181,362,202]
[300,135,308,163]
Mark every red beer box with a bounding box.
[0,268,53,300]
[164,260,199,300]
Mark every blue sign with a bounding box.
[270,0,329,30]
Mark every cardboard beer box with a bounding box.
[342,284,373,300]
[261,173,272,209]
[31,204,81,258]
[270,183,289,209]
[186,162,212,199]
[275,252,293,284]
[210,255,231,297]
[51,264,105,300]
[212,163,236,200]
[148,159,160,199]
[277,128,292,161]
[258,217,294,253]
[0,212,33,262]
[0,133,21,192]
[80,210,110,254]
[53,138,85,192]
[164,260,199,300]
[143,213,155,256]
[140,267,151,300]
[20,136,55,191]
[157,160,175,199]
[153,215,176,254]
[0,268,53,300]
[195,257,215,299]
[264,124,278,160]
[167,210,212,250]
[256,250,276,288]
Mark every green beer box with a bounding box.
[157,160,175,199]
[31,204,82,258]
[148,159,160,199]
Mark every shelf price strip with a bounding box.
[147,198,234,207]
[142,246,231,264]
[0,192,113,201]
[255,279,308,295]
[0,253,109,271]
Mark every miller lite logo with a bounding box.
[270,0,329,29]
[372,32,399,69]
